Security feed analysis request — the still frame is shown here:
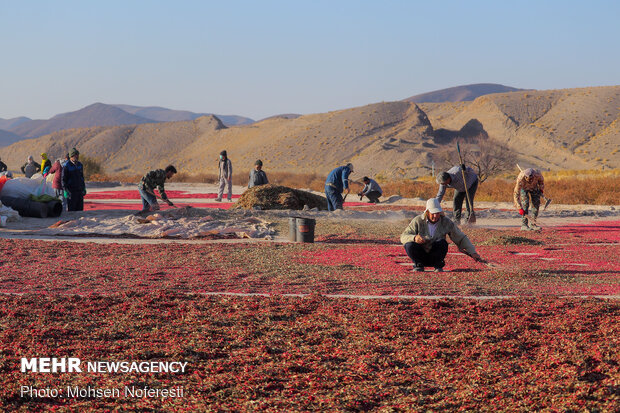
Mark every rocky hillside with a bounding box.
[1,86,618,179]
[404,83,527,103]
[419,86,620,170]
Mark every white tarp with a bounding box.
[0,177,55,199]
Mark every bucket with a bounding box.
[288,217,299,242]
[296,218,316,243]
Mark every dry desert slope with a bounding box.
[1,86,618,178]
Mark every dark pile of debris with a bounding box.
[234,184,327,210]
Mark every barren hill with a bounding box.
[112,104,254,126]
[404,83,527,103]
[0,129,23,148]
[419,86,620,170]
[10,103,156,139]
[0,116,31,131]
[1,86,618,179]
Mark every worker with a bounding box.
[325,163,354,211]
[62,148,86,211]
[216,150,233,202]
[401,198,485,272]
[21,155,41,178]
[436,165,479,225]
[40,153,52,176]
[0,157,7,172]
[358,176,382,203]
[514,168,544,231]
[137,165,177,214]
[248,159,269,188]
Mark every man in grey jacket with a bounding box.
[401,198,485,272]
[358,176,382,203]
[248,160,269,188]
[216,150,233,202]
[436,165,479,225]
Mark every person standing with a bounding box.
[21,155,41,178]
[48,158,66,211]
[216,150,233,202]
[137,165,177,214]
[40,153,52,175]
[62,148,86,211]
[248,159,269,188]
[436,165,479,225]
[324,163,354,211]
[514,168,545,231]
[358,176,382,203]
[401,198,485,272]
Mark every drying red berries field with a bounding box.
[0,213,618,411]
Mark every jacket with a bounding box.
[62,160,85,193]
[21,161,41,178]
[362,179,382,195]
[513,169,544,208]
[219,159,232,180]
[325,165,352,192]
[400,214,476,255]
[436,166,478,202]
[48,160,63,190]
[140,169,169,200]
[248,169,269,188]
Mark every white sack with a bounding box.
[0,177,55,199]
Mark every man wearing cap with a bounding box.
[62,148,86,211]
[216,150,233,202]
[401,198,485,272]
[514,168,545,231]
[324,163,354,211]
[436,165,478,225]
[358,176,382,203]
[137,165,177,214]
[21,155,41,178]
[248,160,269,188]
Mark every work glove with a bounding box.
[461,164,466,171]
[518,208,525,216]
[64,190,71,199]
[82,189,87,196]
[166,200,174,207]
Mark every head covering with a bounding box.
[220,150,227,157]
[346,163,354,173]
[5,171,12,178]
[436,172,451,185]
[362,176,369,183]
[69,148,79,157]
[524,168,534,177]
[41,153,48,160]
[28,155,34,162]
[255,159,263,166]
[425,198,443,214]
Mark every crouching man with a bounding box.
[401,198,485,272]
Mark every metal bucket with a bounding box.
[295,218,315,243]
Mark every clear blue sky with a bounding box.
[1,0,618,120]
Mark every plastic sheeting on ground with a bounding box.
[0,177,54,199]
[43,207,275,239]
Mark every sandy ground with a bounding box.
[0,182,618,244]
